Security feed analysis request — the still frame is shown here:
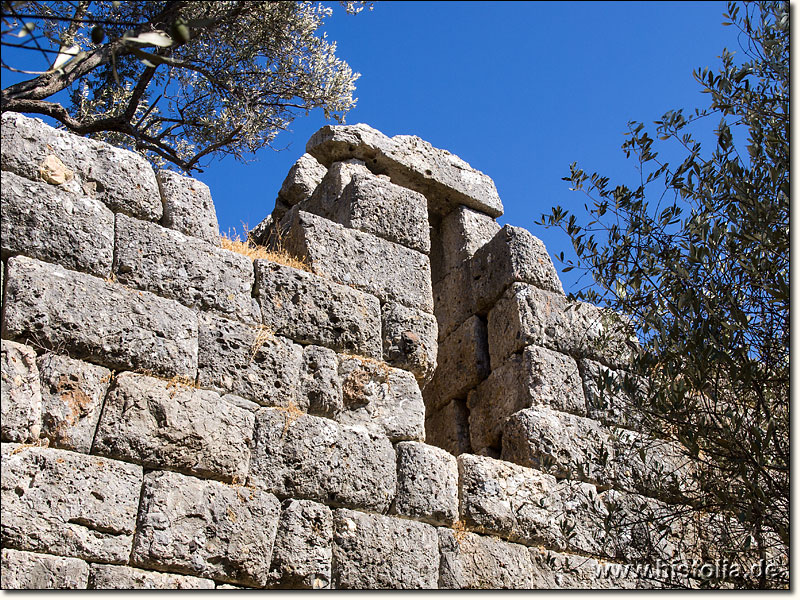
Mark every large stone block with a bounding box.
[332,509,439,589]
[1,340,41,443]
[277,152,327,206]
[131,470,280,587]
[1,444,142,563]
[1,548,89,589]
[528,548,650,589]
[382,301,438,384]
[1,170,115,277]
[156,170,219,244]
[88,565,215,589]
[299,345,342,418]
[439,205,500,278]
[92,372,254,483]
[268,499,333,589]
[432,266,474,341]
[249,409,397,513]
[114,213,258,323]
[424,398,471,457]
[393,442,458,526]
[254,259,382,359]
[4,256,198,379]
[438,529,534,589]
[580,358,645,430]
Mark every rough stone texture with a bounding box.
[439,205,501,279]
[4,255,198,379]
[306,123,503,217]
[88,564,215,589]
[114,213,258,323]
[580,358,645,430]
[432,266,474,341]
[467,345,586,451]
[393,442,458,526]
[1,112,162,221]
[381,301,438,384]
[197,312,302,408]
[156,170,220,244]
[1,340,41,443]
[268,499,333,589]
[37,353,111,452]
[1,548,89,589]
[332,509,439,589]
[277,152,327,206]
[299,345,342,418]
[283,210,433,312]
[529,548,648,589]
[249,409,397,513]
[438,529,534,589]
[1,444,142,563]
[425,398,471,457]
[92,372,254,483]
[1,170,115,277]
[131,470,280,587]
[254,259,382,359]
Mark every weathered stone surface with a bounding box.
[283,210,433,312]
[249,409,396,513]
[1,548,88,589]
[580,358,645,430]
[382,302,438,384]
[93,372,253,483]
[198,312,302,408]
[332,509,439,589]
[299,345,342,417]
[156,170,219,244]
[254,259,382,359]
[306,124,503,218]
[1,170,115,277]
[1,444,142,563]
[4,256,198,379]
[1,112,162,221]
[433,266,474,341]
[439,205,500,278]
[131,470,280,587]
[529,548,648,589]
[114,213,258,323]
[1,340,41,443]
[268,499,333,589]
[425,398,471,456]
[37,353,110,452]
[393,442,458,526]
[277,152,327,206]
[438,529,534,589]
[88,564,215,589]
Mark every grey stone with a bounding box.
[1,548,89,589]
[332,509,439,589]
[92,372,253,483]
[249,409,396,513]
[277,152,327,206]
[156,170,219,244]
[580,358,645,429]
[393,442,458,526]
[268,499,333,589]
[1,112,162,221]
[1,444,142,563]
[432,266,474,341]
[88,564,215,589]
[254,259,382,359]
[299,345,342,418]
[1,340,41,443]
[306,123,503,218]
[424,398,471,456]
[37,353,111,452]
[438,529,534,589]
[114,213,258,323]
[439,205,500,278]
[198,312,302,408]
[131,470,280,587]
[529,548,648,589]
[1,170,115,277]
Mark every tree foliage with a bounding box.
[1,1,369,171]
[539,1,788,588]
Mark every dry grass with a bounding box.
[219,224,311,273]
[451,519,471,544]
[249,325,276,360]
[276,400,306,437]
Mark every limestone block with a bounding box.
[156,170,219,244]
[88,564,215,589]
[131,470,280,587]
[37,353,111,452]
[283,210,433,312]
[268,499,333,589]
[197,312,302,408]
[381,301,438,384]
[277,152,327,206]
[529,548,647,589]
[1,112,162,221]
[250,409,396,512]
[114,213,258,323]
[1,548,88,589]
[299,345,342,417]
[424,398,471,457]
[433,266,474,341]
[4,256,198,379]
[254,259,382,359]
[439,205,500,277]
[580,358,645,430]
[92,372,253,483]
[332,509,439,589]
[1,171,115,277]
[295,160,367,219]
[393,442,458,526]
[438,529,534,589]
[306,123,503,217]
[1,340,41,443]
[1,444,142,563]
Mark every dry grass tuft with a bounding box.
[276,400,306,437]
[249,325,276,360]
[219,224,311,273]
[451,519,471,544]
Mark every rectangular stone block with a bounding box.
[433,267,474,341]
[92,372,254,483]
[1,170,115,278]
[332,509,439,589]
[1,444,142,563]
[4,256,198,379]
[424,398,471,457]
[249,409,397,513]
[88,564,215,589]
[381,301,438,384]
[114,213,259,323]
[156,170,219,244]
[1,340,41,443]
[439,205,500,278]
[1,548,89,589]
[268,499,333,589]
[393,442,458,526]
[131,470,280,587]
[299,345,342,418]
[438,529,534,589]
[254,259,382,359]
